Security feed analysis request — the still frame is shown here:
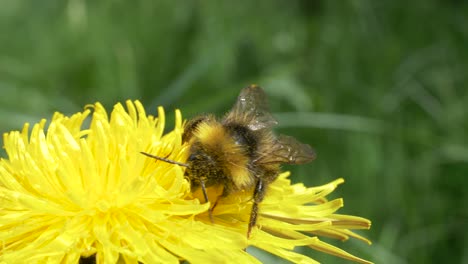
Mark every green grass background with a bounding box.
[1,1,467,263]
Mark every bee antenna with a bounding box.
[140,151,189,167]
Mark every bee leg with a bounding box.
[208,183,229,219]
[209,198,219,219]
[247,178,266,238]
[199,179,214,223]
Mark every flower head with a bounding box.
[0,101,371,263]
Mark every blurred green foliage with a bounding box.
[1,1,467,263]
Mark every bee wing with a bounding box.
[261,134,316,164]
[225,85,278,131]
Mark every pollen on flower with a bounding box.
[0,100,372,264]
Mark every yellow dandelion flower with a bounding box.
[0,100,372,264]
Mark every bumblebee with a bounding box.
[142,84,316,237]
